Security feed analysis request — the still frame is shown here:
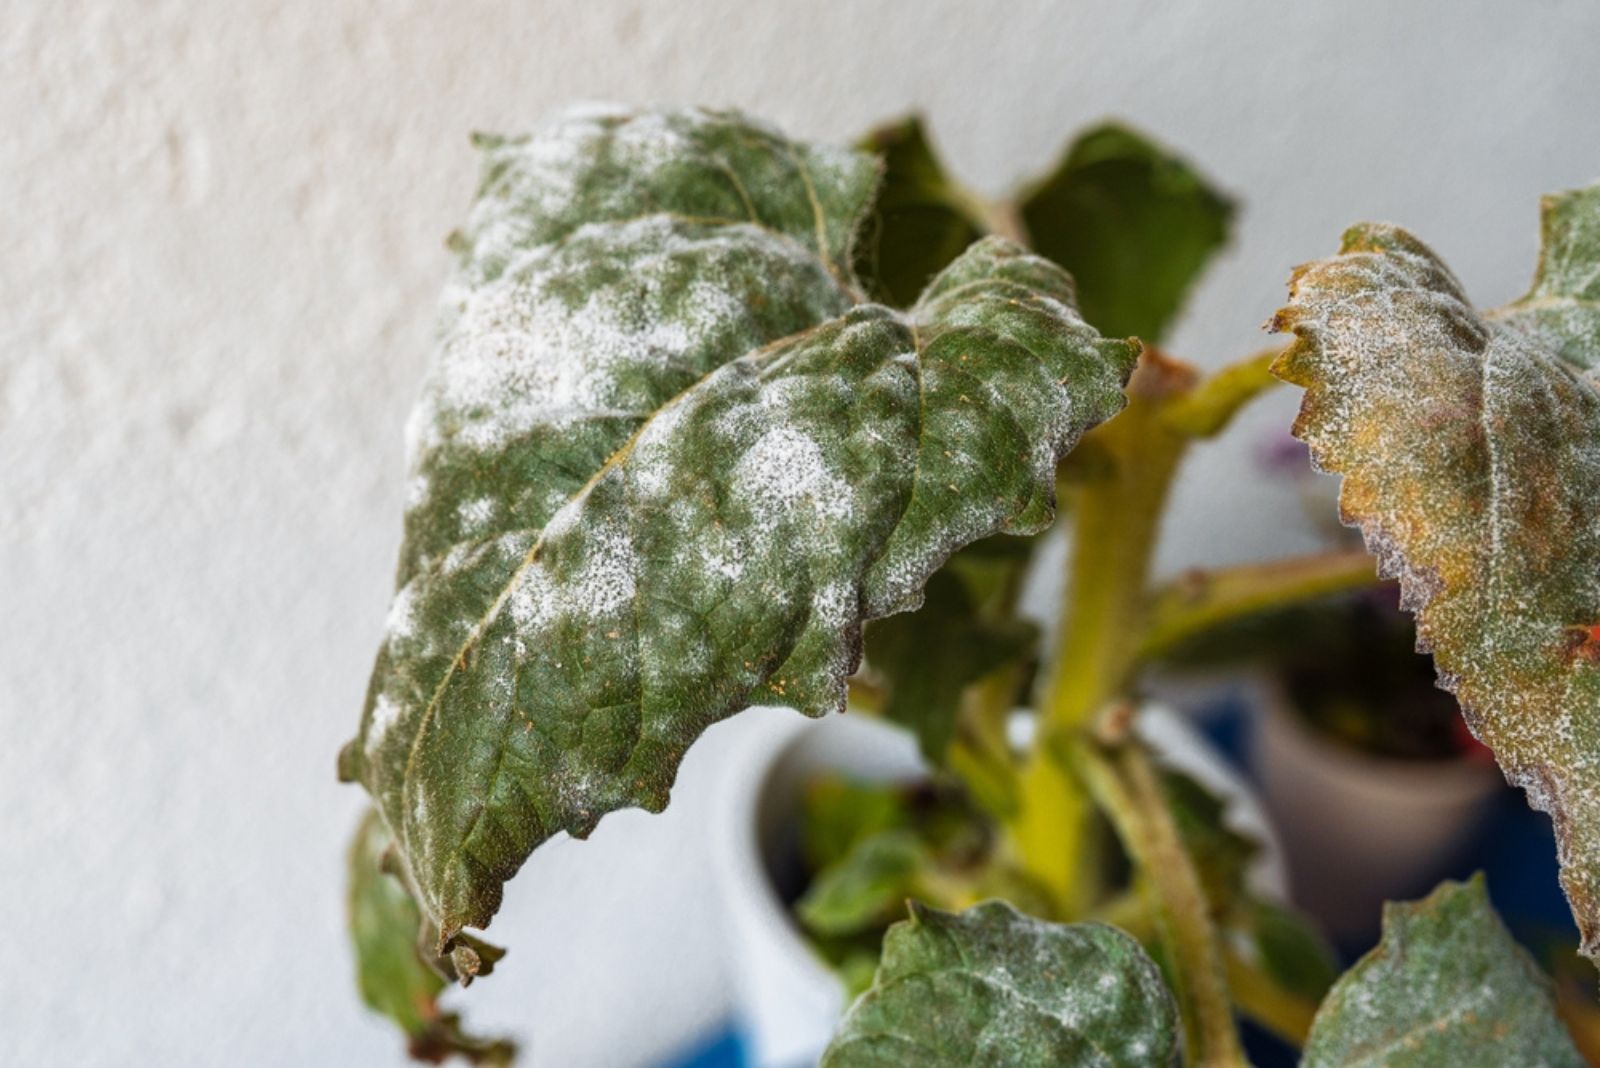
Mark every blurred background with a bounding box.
[7,1,1600,1064]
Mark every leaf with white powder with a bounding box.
[1301,876,1580,1067]
[1273,181,1600,963]
[822,901,1179,1067]
[339,106,1137,963]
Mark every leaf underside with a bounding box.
[1301,876,1580,1067]
[1272,182,1600,961]
[822,900,1179,1067]
[340,106,1137,956]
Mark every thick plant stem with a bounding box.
[1072,728,1248,1068]
[1095,890,1320,1047]
[1006,353,1194,915]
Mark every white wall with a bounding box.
[6,2,1600,1064]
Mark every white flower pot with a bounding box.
[1249,680,1503,942]
[711,706,1285,1068]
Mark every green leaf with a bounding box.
[1491,186,1600,369]
[1301,876,1581,1067]
[853,116,986,308]
[801,777,911,875]
[798,829,929,938]
[864,569,1037,763]
[1243,898,1338,1004]
[1020,123,1234,341]
[822,900,1179,1067]
[1272,182,1600,961]
[347,810,515,1065]
[339,106,1137,957]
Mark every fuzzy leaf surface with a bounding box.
[1301,876,1579,1067]
[341,106,1137,953]
[822,900,1178,1067]
[1272,183,1600,960]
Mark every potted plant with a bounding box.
[337,103,1600,1065]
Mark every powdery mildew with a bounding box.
[345,105,1134,948]
[824,901,1179,1065]
[1274,187,1600,961]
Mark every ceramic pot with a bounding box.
[1250,680,1503,942]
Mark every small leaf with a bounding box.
[1272,183,1600,961]
[347,810,515,1065]
[853,117,986,308]
[801,777,910,875]
[798,829,929,938]
[342,106,1137,957]
[864,569,1038,763]
[1301,876,1581,1067]
[1020,123,1234,341]
[1243,898,1338,1004]
[823,900,1179,1067]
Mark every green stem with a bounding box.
[1159,347,1282,439]
[1093,890,1320,1047]
[1006,355,1193,915]
[1135,548,1379,662]
[1071,729,1248,1068]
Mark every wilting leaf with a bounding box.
[823,900,1178,1067]
[1272,183,1600,961]
[853,116,986,308]
[798,829,930,938]
[347,811,514,1065]
[864,569,1037,763]
[1020,123,1234,341]
[1302,876,1580,1067]
[340,106,1137,958]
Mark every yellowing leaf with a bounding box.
[1272,182,1600,960]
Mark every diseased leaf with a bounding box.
[347,810,515,1065]
[863,569,1037,763]
[1020,123,1234,341]
[340,106,1137,957]
[822,900,1179,1067]
[853,116,986,308]
[1271,183,1600,960]
[1301,876,1581,1067]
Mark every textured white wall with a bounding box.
[7,1,1600,1064]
